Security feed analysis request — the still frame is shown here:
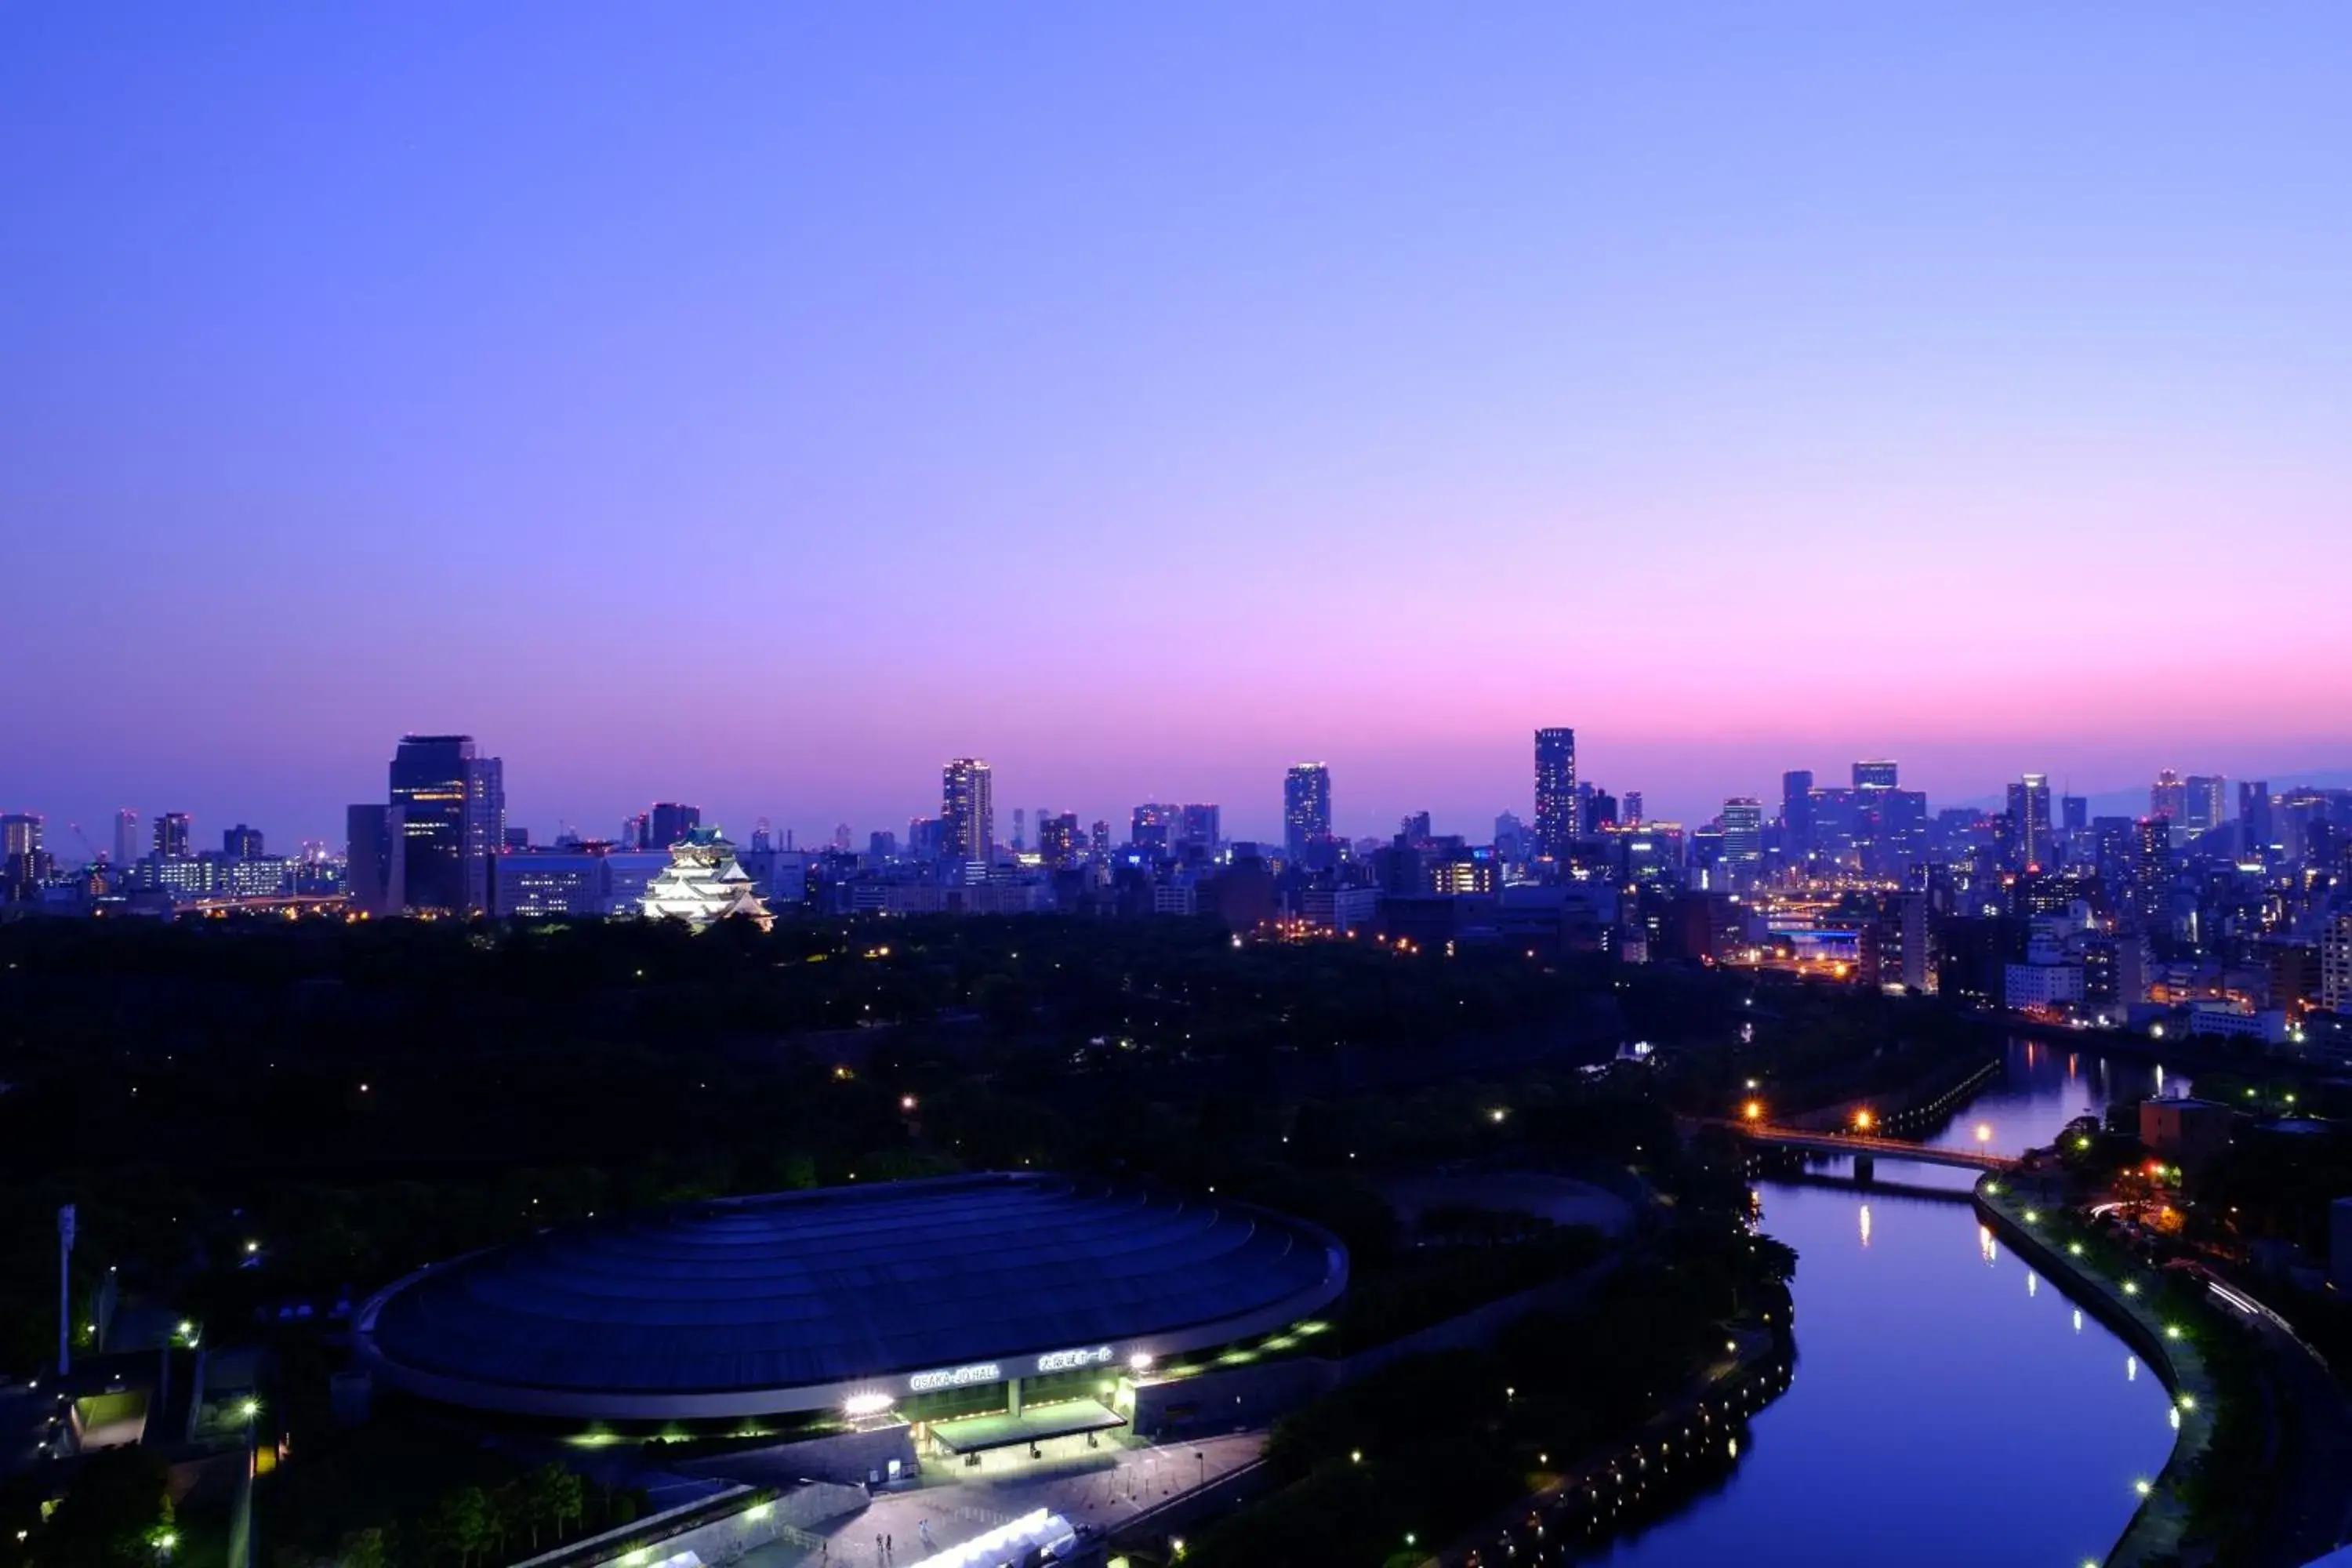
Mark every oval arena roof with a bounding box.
[356,1172,1348,1419]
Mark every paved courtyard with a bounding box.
[737,1428,1265,1567]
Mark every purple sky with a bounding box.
[8,5,2350,849]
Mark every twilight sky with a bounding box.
[7,5,2350,849]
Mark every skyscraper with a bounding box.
[346,803,406,918]
[1781,770,1815,852]
[2240,782,2274,858]
[1038,812,1080,869]
[1622,791,1644,827]
[152,812,191,858]
[2,813,43,860]
[2185,775,2227,834]
[2132,816,2175,923]
[649,803,701,849]
[1178,804,1221,851]
[942,758,993,865]
[1131,803,1178,852]
[1534,728,1577,861]
[2061,795,2089,834]
[1720,798,1764,885]
[111,809,139,866]
[2150,769,2186,825]
[2006,774,2052,869]
[389,734,502,913]
[222,824,265,860]
[1283,763,1332,862]
[1853,760,1899,791]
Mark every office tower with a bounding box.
[501,826,529,851]
[831,823,852,853]
[621,813,648,849]
[1038,813,1080,869]
[1399,811,1432,845]
[1131,803,1178,851]
[1720,798,1764,885]
[648,803,701,849]
[152,812,192,858]
[1622,791,1644,827]
[346,803,407,918]
[2150,768,2186,825]
[389,734,502,913]
[2061,795,2089,834]
[1534,728,1577,861]
[1781,770,1816,852]
[1178,804,1221,851]
[2240,782,2274,858]
[942,758,994,864]
[466,754,505,910]
[1089,819,1112,862]
[111,809,139,866]
[2185,775,2227,834]
[1493,811,1527,862]
[1284,763,1333,862]
[222,824,265,860]
[1011,808,1026,853]
[750,820,774,853]
[2006,774,2052,869]
[1853,760,1899,791]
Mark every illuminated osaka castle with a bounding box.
[638,826,771,927]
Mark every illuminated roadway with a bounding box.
[1696,1118,2020,1174]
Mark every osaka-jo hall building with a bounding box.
[355,1173,1348,1449]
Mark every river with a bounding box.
[1588,1037,2188,1567]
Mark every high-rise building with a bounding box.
[1534,728,1577,861]
[388,734,502,913]
[1622,790,1644,827]
[2132,817,2175,923]
[2006,774,2052,869]
[2061,795,2089,834]
[1399,811,1433,845]
[1283,763,1332,862]
[1178,804,1221,851]
[1011,808,1026,853]
[1131,803,1178,852]
[2185,775,2227,834]
[2324,913,2352,1014]
[2150,769,2187,826]
[942,758,994,865]
[1853,760,1899,791]
[1720,798,1764,885]
[152,812,192,858]
[223,824,265,860]
[1,813,42,860]
[1781,770,1816,852]
[2240,782,2274,858]
[648,803,702,849]
[1089,820,1112,863]
[111,809,140,866]
[346,803,407,917]
[1038,812,1080,869]
[1493,811,1528,862]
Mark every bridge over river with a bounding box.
[1690,1117,2021,1174]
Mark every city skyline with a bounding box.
[9,8,2352,855]
[11,741,2352,862]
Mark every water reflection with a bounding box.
[1584,1039,2176,1566]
